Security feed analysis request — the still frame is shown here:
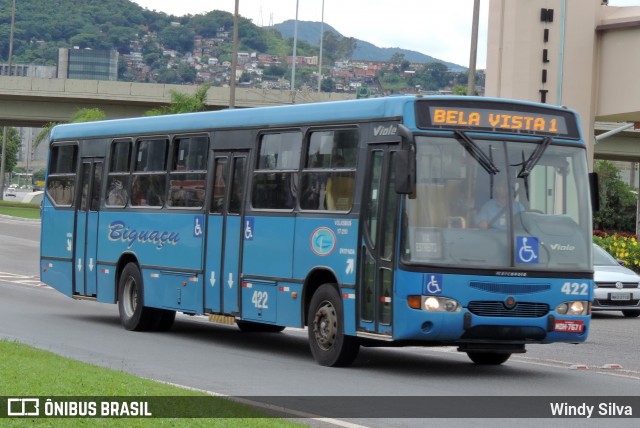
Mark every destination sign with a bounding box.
[415,101,579,138]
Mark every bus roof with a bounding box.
[49,95,579,141]
[50,96,413,141]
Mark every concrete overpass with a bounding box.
[0,76,353,128]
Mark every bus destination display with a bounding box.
[416,102,579,138]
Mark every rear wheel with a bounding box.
[466,352,511,365]
[622,310,640,318]
[307,284,359,367]
[117,262,156,331]
[236,320,285,333]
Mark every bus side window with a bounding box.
[300,129,358,211]
[211,157,228,213]
[252,132,301,210]
[46,144,78,207]
[105,140,131,208]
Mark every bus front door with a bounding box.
[73,158,103,297]
[359,146,399,336]
[205,152,247,315]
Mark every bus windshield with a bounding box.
[402,134,592,271]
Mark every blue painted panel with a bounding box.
[204,215,224,313]
[241,281,277,323]
[74,213,87,295]
[141,268,202,313]
[293,218,358,284]
[97,212,204,271]
[275,282,303,327]
[40,259,73,297]
[40,203,75,261]
[85,211,99,296]
[242,216,295,279]
[223,216,242,314]
[96,263,117,303]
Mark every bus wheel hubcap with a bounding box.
[314,301,337,350]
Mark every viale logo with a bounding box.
[373,125,398,136]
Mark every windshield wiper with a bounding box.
[455,131,499,176]
[517,136,552,200]
[518,136,552,179]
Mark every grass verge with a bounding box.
[0,339,304,427]
[0,200,41,219]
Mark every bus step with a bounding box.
[72,294,96,301]
[208,314,236,325]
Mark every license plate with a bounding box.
[610,293,631,301]
[554,320,584,333]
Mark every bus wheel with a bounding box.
[466,352,511,365]
[236,320,285,333]
[117,262,155,331]
[308,284,359,367]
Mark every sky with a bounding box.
[131,0,640,69]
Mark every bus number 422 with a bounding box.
[252,291,269,309]
[561,282,588,296]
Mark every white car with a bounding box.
[4,186,17,197]
[593,243,640,317]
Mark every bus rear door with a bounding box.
[74,158,103,297]
[205,151,248,315]
[359,145,399,336]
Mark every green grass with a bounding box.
[0,340,305,427]
[0,200,41,219]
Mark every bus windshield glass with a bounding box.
[402,135,592,271]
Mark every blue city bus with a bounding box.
[40,95,595,366]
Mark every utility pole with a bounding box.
[318,0,325,92]
[291,0,299,98]
[467,0,480,96]
[229,0,239,109]
[0,0,17,200]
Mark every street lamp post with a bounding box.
[0,0,17,200]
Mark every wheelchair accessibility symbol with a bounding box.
[423,273,443,295]
[244,217,254,241]
[516,236,539,264]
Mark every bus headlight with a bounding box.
[422,296,461,312]
[555,301,590,315]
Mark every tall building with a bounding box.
[57,47,118,81]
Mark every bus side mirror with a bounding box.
[589,172,600,212]
[395,149,416,195]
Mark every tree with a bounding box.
[33,108,106,151]
[145,83,211,116]
[1,127,21,175]
[593,160,637,233]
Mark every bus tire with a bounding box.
[308,284,359,367]
[466,352,511,365]
[117,262,155,331]
[236,320,285,333]
[153,309,176,331]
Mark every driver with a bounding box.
[475,180,523,229]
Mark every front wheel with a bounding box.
[466,352,511,365]
[307,284,359,367]
[117,262,156,331]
